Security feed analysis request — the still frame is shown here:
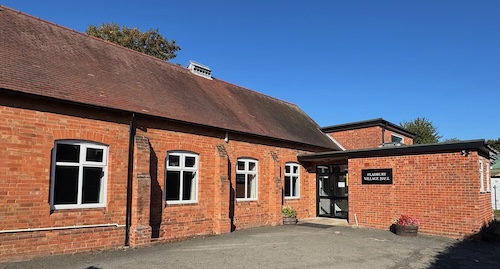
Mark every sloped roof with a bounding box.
[0,6,339,150]
[493,156,500,169]
[492,154,500,177]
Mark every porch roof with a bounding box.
[298,140,496,163]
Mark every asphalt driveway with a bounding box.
[2,223,500,269]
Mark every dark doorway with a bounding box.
[317,165,348,219]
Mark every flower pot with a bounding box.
[395,224,418,237]
[283,216,297,225]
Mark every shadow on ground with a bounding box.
[426,220,500,269]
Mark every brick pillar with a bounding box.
[130,135,152,247]
[269,152,283,225]
[213,145,231,234]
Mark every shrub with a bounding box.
[282,206,297,218]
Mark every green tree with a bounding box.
[400,117,442,144]
[486,138,500,152]
[86,23,180,61]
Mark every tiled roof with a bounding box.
[493,155,500,169]
[0,6,339,150]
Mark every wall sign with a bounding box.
[362,169,393,184]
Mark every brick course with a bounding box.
[348,152,492,237]
[0,92,493,261]
[0,93,320,261]
[327,126,413,150]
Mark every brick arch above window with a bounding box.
[55,139,109,147]
[52,129,117,146]
[164,142,204,155]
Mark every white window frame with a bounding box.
[236,158,258,201]
[165,151,199,204]
[284,163,300,199]
[480,160,485,193]
[391,133,404,144]
[50,140,108,210]
[486,162,491,192]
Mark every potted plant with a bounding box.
[392,214,419,237]
[282,206,298,225]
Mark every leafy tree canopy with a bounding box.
[400,117,442,144]
[86,23,180,61]
[486,139,500,152]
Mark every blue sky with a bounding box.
[2,1,499,140]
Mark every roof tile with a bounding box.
[0,6,339,150]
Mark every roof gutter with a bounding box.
[1,90,338,152]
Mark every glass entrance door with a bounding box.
[317,165,348,219]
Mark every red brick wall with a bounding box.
[328,126,382,150]
[348,152,492,238]
[327,126,413,150]
[383,131,413,145]
[0,94,321,261]
[0,94,129,261]
[139,122,319,237]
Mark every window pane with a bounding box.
[185,156,196,168]
[248,174,256,198]
[54,166,79,204]
[168,155,180,167]
[284,176,291,197]
[182,171,195,200]
[236,174,246,198]
[293,165,298,174]
[248,162,256,171]
[237,161,245,171]
[319,176,329,196]
[391,135,402,143]
[166,171,180,200]
[285,165,290,174]
[292,176,299,197]
[82,167,102,204]
[56,144,80,162]
[86,148,103,162]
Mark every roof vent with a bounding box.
[187,61,212,80]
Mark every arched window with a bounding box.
[50,140,108,209]
[165,151,198,204]
[284,163,300,199]
[236,158,258,200]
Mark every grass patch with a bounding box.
[495,210,500,219]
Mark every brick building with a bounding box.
[0,6,496,261]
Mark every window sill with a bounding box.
[165,201,198,206]
[285,197,300,200]
[236,198,258,203]
[51,204,106,211]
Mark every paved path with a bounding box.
[2,224,500,269]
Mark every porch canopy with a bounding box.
[298,139,497,165]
